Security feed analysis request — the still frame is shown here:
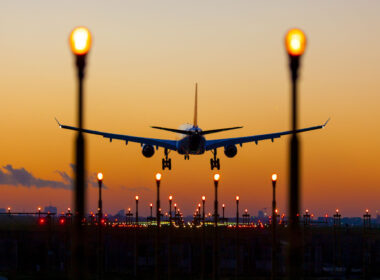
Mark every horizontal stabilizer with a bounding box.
[201,126,243,135]
[151,126,193,135]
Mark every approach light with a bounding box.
[97,172,103,181]
[70,27,92,55]
[285,28,306,56]
[155,173,162,182]
[214,174,220,182]
[272,173,278,182]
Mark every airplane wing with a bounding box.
[55,119,177,151]
[205,119,329,151]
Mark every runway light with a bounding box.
[38,217,46,225]
[155,173,162,182]
[214,174,220,182]
[97,172,103,181]
[272,173,278,182]
[70,27,92,55]
[285,28,306,56]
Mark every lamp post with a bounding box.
[169,195,173,226]
[97,173,103,222]
[271,173,278,280]
[285,28,306,280]
[69,26,92,280]
[213,174,220,280]
[150,203,153,219]
[37,207,41,219]
[222,204,225,223]
[235,196,239,227]
[155,173,162,280]
[135,196,139,225]
[201,195,206,280]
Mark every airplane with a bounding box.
[56,84,329,170]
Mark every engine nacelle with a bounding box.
[224,145,237,158]
[142,144,155,158]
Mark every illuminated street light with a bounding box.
[285,28,307,280]
[150,203,153,218]
[69,26,92,280]
[97,172,104,223]
[212,174,220,279]
[135,196,139,225]
[285,29,306,57]
[155,173,162,280]
[271,173,278,280]
[236,196,239,227]
[169,195,173,226]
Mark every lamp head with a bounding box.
[70,26,92,55]
[174,203,177,207]
[285,28,306,57]
[213,173,220,182]
[97,172,103,181]
[202,196,206,201]
[169,195,173,201]
[236,196,239,201]
[222,204,225,208]
[272,173,278,182]
[198,203,201,207]
[38,207,41,211]
[150,203,153,207]
[155,173,162,182]
[135,195,139,201]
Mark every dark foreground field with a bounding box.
[0,218,379,279]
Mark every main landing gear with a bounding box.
[162,148,172,170]
[210,149,220,170]
[184,155,190,160]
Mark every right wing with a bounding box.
[55,119,177,151]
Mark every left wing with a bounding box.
[56,119,177,151]
[205,119,329,151]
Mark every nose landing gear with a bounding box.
[210,149,220,170]
[184,155,190,160]
[162,148,172,170]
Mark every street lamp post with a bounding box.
[285,28,306,280]
[169,195,173,226]
[135,196,139,225]
[150,203,153,219]
[155,173,162,280]
[201,195,206,280]
[271,174,278,280]
[97,173,103,222]
[213,174,220,280]
[69,26,92,280]
[222,204,225,223]
[236,196,240,227]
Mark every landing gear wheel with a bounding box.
[210,149,221,170]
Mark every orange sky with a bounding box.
[0,0,379,217]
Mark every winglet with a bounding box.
[323,118,330,128]
[55,118,62,128]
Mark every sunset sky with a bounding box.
[0,0,379,217]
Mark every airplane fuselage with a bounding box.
[176,126,206,155]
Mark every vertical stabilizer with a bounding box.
[194,83,198,127]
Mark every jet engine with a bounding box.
[224,145,237,158]
[142,144,155,158]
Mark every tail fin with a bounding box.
[193,83,198,127]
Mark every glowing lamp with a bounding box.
[336,209,339,213]
[222,204,225,208]
[245,209,248,213]
[214,174,220,182]
[169,195,173,201]
[174,203,177,207]
[285,28,306,57]
[202,196,206,201]
[155,173,162,181]
[198,203,201,207]
[135,196,139,201]
[97,172,103,181]
[236,196,239,201]
[128,208,131,212]
[272,173,278,182]
[7,207,11,211]
[69,27,92,55]
[305,209,309,213]
[150,203,153,207]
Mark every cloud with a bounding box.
[0,164,107,190]
[0,164,71,190]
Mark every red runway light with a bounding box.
[38,218,46,225]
